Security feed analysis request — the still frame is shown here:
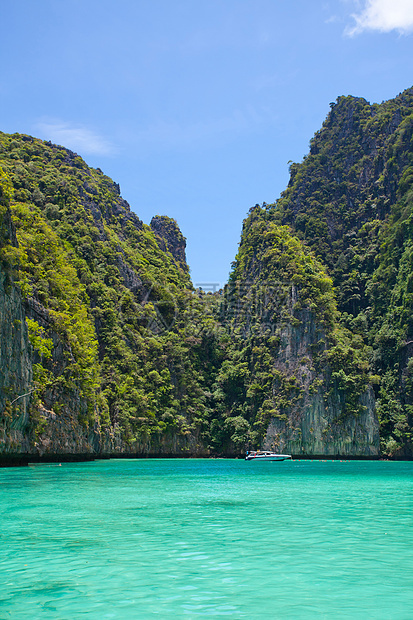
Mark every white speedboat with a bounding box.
[245,451,292,461]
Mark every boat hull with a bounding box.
[245,453,291,461]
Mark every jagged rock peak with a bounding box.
[150,215,188,272]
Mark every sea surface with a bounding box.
[1,458,412,619]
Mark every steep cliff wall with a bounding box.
[218,207,379,456]
[0,141,214,462]
[276,88,413,277]
[0,172,33,454]
[0,263,32,454]
[266,87,413,457]
[262,307,379,456]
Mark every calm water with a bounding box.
[1,459,412,619]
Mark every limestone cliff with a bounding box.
[261,306,379,457]
[0,263,32,454]
[7,99,413,462]
[218,206,379,456]
[0,177,33,454]
[270,87,413,456]
[0,138,210,463]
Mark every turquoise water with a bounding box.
[1,459,412,619]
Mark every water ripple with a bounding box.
[1,459,412,618]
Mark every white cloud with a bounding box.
[346,0,413,35]
[34,120,115,156]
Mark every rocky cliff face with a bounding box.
[0,183,33,454]
[0,263,32,454]
[24,295,100,458]
[261,306,379,456]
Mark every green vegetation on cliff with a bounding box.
[1,85,413,458]
[265,87,413,456]
[0,136,219,452]
[210,205,374,455]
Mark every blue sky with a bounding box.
[1,0,413,287]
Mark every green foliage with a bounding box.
[323,327,371,418]
[26,318,53,359]
[2,86,413,456]
[0,166,13,208]
[8,200,101,410]
[0,166,15,256]
[229,207,337,327]
[265,87,413,455]
[209,205,373,452]
[0,131,220,444]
